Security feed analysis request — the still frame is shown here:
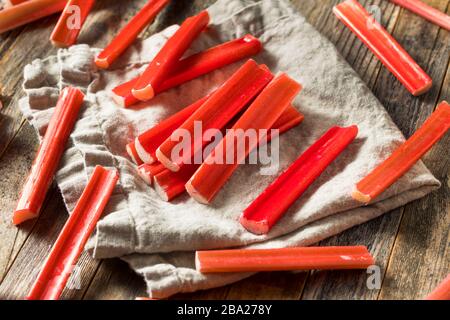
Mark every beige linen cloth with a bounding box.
[19,0,440,298]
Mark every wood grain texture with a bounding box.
[0,0,448,300]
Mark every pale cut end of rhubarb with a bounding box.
[95,56,110,69]
[137,167,153,186]
[51,39,69,49]
[412,79,433,96]
[111,91,127,108]
[154,180,170,202]
[126,143,140,165]
[351,188,372,204]
[194,251,201,271]
[132,85,155,101]
[239,215,270,235]
[135,138,156,164]
[155,148,180,172]
[13,209,38,226]
[185,180,209,204]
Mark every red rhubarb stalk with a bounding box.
[13,87,84,225]
[196,246,374,273]
[113,34,262,108]
[156,60,273,172]
[27,165,118,300]
[333,0,432,96]
[137,162,166,186]
[95,0,170,69]
[389,0,450,31]
[0,0,68,34]
[49,0,95,48]
[133,95,210,163]
[353,101,450,204]
[425,274,450,300]
[186,74,302,204]
[132,10,210,101]
[154,106,304,201]
[241,125,358,235]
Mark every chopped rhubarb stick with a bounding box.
[241,125,358,234]
[126,141,143,165]
[112,35,261,107]
[390,0,450,31]
[50,0,95,48]
[155,106,304,201]
[186,74,302,204]
[425,274,450,300]
[353,101,450,204]
[137,163,166,186]
[13,87,84,225]
[196,246,374,273]
[27,166,118,300]
[95,0,170,69]
[160,34,262,92]
[333,0,432,96]
[112,78,140,108]
[0,0,67,34]
[156,60,273,172]
[135,95,210,163]
[132,10,210,101]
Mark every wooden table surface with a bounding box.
[0,0,448,300]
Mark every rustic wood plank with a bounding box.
[0,122,39,282]
[82,259,146,300]
[174,286,231,300]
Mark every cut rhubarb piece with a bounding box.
[186,74,302,204]
[334,0,432,96]
[95,0,170,69]
[132,10,210,101]
[126,141,144,165]
[113,34,262,107]
[389,0,450,31]
[0,0,68,34]
[137,162,166,186]
[13,87,84,225]
[154,106,304,201]
[353,101,450,204]
[156,60,273,172]
[27,165,118,300]
[241,125,358,234]
[134,95,210,163]
[50,0,95,48]
[425,274,450,300]
[196,246,374,273]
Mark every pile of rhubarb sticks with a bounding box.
[2,0,449,300]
